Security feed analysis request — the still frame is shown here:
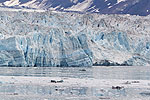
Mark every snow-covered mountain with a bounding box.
[0,0,150,16]
[0,10,150,67]
[0,0,117,12]
[101,0,150,16]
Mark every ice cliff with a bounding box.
[0,10,150,67]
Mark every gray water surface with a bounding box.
[0,66,150,100]
[0,66,150,80]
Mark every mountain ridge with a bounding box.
[0,0,150,16]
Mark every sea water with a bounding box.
[0,66,150,100]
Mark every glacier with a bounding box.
[0,10,150,67]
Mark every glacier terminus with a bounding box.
[0,10,150,67]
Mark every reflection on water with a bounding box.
[1,82,147,100]
[0,66,150,100]
[0,67,93,78]
[0,66,150,80]
[0,83,127,100]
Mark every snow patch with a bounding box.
[65,0,93,12]
[117,0,126,3]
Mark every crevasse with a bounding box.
[0,11,150,67]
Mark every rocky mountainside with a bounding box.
[101,0,150,16]
[0,0,150,16]
[0,10,150,67]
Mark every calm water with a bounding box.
[0,66,150,80]
[0,66,150,100]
